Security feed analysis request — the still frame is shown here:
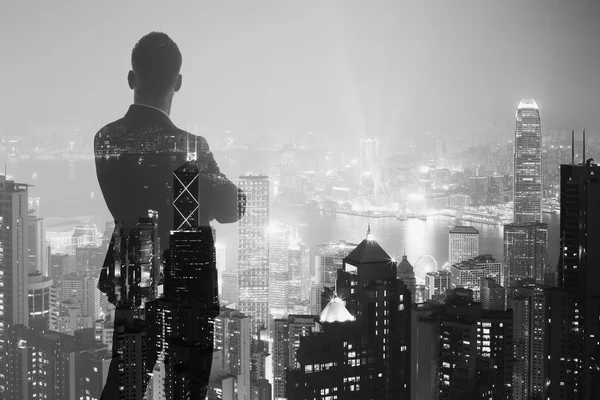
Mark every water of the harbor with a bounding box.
[7,158,560,278]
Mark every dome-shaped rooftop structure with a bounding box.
[319,296,355,323]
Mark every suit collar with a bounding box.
[125,104,175,127]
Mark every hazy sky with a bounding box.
[1,0,599,140]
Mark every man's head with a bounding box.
[128,32,183,99]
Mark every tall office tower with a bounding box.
[288,232,412,399]
[27,272,53,325]
[424,270,452,301]
[449,225,479,265]
[27,210,49,275]
[514,98,542,224]
[313,241,357,314]
[287,241,310,311]
[238,174,270,333]
[272,314,315,400]
[396,253,417,302]
[269,223,291,319]
[0,176,30,398]
[510,281,549,400]
[503,223,549,287]
[480,277,505,311]
[545,159,600,398]
[144,159,217,399]
[214,308,252,400]
[450,255,503,302]
[164,228,216,308]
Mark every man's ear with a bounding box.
[128,70,135,90]
[174,74,182,92]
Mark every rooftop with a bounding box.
[517,98,538,110]
[345,227,391,265]
[449,226,479,234]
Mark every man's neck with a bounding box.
[133,94,173,116]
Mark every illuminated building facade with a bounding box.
[545,160,600,399]
[272,314,315,399]
[424,270,452,301]
[450,255,503,302]
[214,308,252,400]
[480,277,505,311]
[0,176,30,398]
[503,223,548,287]
[513,99,542,225]
[510,281,549,400]
[449,225,479,265]
[238,174,270,333]
[287,242,310,312]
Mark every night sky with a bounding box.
[1,0,599,140]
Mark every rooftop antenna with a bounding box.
[366,223,371,240]
[583,129,586,164]
[572,129,575,165]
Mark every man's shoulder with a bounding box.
[94,116,210,154]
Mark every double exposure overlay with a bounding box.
[1,2,600,400]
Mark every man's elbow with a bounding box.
[213,188,246,224]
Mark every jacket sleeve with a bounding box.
[197,136,246,224]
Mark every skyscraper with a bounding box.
[449,225,479,265]
[513,98,542,225]
[214,308,252,400]
[510,281,549,399]
[503,223,548,287]
[545,159,600,398]
[238,174,270,333]
[272,314,315,399]
[288,231,412,399]
[0,176,30,398]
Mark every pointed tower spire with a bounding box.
[366,223,371,240]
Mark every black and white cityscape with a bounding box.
[1,1,600,399]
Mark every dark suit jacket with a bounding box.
[95,104,245,303]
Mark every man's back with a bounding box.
[95,104,207,246]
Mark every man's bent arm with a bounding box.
[197,137,246,224]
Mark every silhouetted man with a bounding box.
[95,32,245,399]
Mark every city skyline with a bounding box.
[1,2,600,399]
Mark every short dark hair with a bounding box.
[131,32,182,96]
